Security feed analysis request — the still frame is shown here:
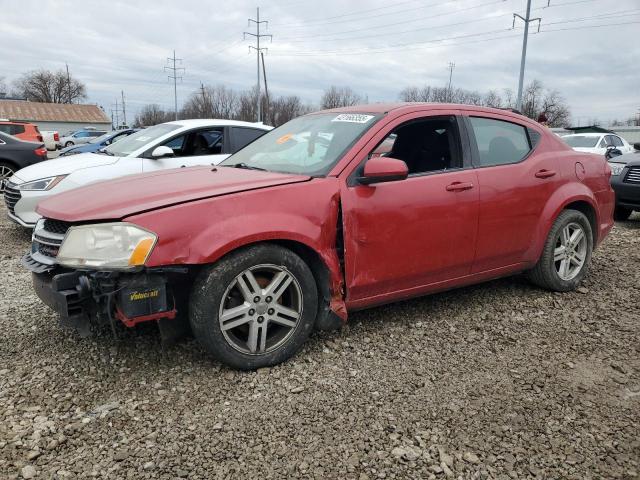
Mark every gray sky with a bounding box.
[1,0,638,125]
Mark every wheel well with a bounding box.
[564,201,597,244]
[227,239,341,330]
[269,239,332,302]
[0,159,19,171]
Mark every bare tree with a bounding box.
[267,95,313,127]
[397,80,571,127]
[236,87,259,122]
[502,88,515,108]
[181,84,239,119]
[399,86,432,102]
[134,104,171,127]
[320,86,363,109]
[13,69,87,103]
[483,90,503,108]
[0,76,6,98]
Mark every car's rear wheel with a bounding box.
[0,162,16,193]
[190,244,318,370]
[528,209,593,292]
[614,206,632,221]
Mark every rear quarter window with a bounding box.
[7,124,25,135]
[469,117,532,167]
[232,127,267,152]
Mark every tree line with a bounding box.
[3,68,579,128]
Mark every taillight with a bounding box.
[34,147,47,157]
[54,133,59,141]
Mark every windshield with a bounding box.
[104,124,179,157]
[220,112,381,175]
[564,135,600,148]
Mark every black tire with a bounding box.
[528,209,593,292]
[65,141,74,147]
[0,161,17,193]
[614,206,632,221]
[189,244,318,370]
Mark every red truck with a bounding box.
[23,104,614,369]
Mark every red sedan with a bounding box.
[24,104,615,369]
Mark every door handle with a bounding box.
[446,181,474,192]
[535,169,556,179]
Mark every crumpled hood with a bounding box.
[37,165,311,222]
[10,152,120,184]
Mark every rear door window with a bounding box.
[231,127,266,152]
[611,136,624,147]
[468,117,532,167]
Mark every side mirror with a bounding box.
[605,146,622,160]
[358,157,408,185]
[634,142,640,151]
[151,146,175,159]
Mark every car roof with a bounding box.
[562,133,605,137]
[164,119,274,130]
[311,102,542,126]
[315,102,519,116]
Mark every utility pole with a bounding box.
[165,50,184,121]
[111,98,120,130]
[65,63,72,104]
[513,0,541,111]
[244,7,272,123]
[200,82,209,117]
[447,62,455,102]
[261,51,269,123]
[121,90,126,127]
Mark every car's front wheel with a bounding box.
[0,162,16,193]
[190,244,318,370]
[528,209,593,291]
[65,141,74,147]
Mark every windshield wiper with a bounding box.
[229,162,267,171]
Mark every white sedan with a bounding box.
[562,132,633,155]
[4,119,272,227]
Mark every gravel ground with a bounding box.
[1,204,639,480]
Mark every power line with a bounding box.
[278,0,508,41]
[272,0,453,28]
[244,8,272,123]
[165,50,185,121]
[271,27,513,56]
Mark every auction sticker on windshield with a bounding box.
[332,114,374,123]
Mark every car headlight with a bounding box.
[609,163,625,176]
[56,223,157,270]
[18,175,67,191]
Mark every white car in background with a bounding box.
[562,132,633,155]
[40,131,59,151]
[4,119,272,227]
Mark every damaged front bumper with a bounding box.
[26,257,190,340]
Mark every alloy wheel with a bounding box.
[554,222,587,281]
[0,165,15,193]
[218,264,303,355]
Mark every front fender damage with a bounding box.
[313,191,348,330]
